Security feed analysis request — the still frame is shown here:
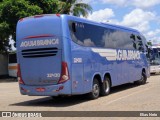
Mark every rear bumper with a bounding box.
[19,82,71,96]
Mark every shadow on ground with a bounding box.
[150,73,160,76]
[10,82,149,107]
[0,75,17,83]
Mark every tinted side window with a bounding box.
[115,31,135,49]
[69,21,136,50]
[136,36,144,52]
[69,21,106,47]
[130,34,136,49]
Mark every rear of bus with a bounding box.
[150,47,160,74]
[16,14,71,96]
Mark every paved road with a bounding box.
[0,75,160,119]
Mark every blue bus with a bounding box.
[16,14,150,99]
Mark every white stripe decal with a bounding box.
[92,48,117,61]
[91,48,141,61]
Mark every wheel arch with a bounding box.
[93,73,102,86]
[142,68,146,74]
[91,72,112,93]
[103,72,112,87]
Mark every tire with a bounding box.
[88,78,100,99]
[100,77,111,96]
[135,71,147,85]
[151,73,156,75]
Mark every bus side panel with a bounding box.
[142,53,150,78]
[69,41,85,94]
[121,60,134,83]
[71,64,84,94]
[134,53,149,81]
[83,62,93,93]
[83,59,102,93]
[90,48,121,87]
[135,58,143,80]
[112,61,122,86]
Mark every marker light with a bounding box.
[17,64,25,84]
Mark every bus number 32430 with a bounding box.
[47,73,60,78]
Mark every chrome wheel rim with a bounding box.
[104,80,110,93]
[141,73,144,82]
[93,84,99,97]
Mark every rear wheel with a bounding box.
[88,78,100,99]
[135,71,147,85]
[100,76,111,96]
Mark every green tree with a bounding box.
[26,0,62,14]
[26,0,92,17]
[0,22,9,53]
[147,41,152,46]
[0,0,42,53]
[59,0,92,17]
[0,0,92,53]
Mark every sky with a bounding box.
[9,0,160,50]
[81,0,160,45]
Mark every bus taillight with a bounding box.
[56,14,61,17]
[19,18,24,22]
[17,64,25,84]
[58,62,69,84]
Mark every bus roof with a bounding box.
[19,14,140,34]
[62,14,140,34]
